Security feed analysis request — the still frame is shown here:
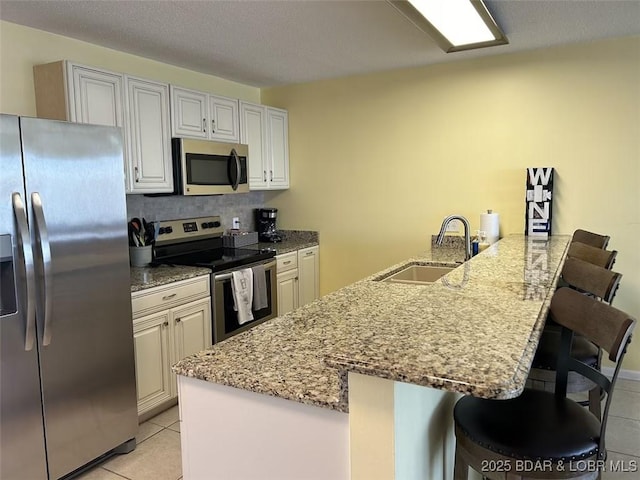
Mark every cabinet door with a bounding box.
[298,246,320,307]
[267,107,290,189]
[171,86,208,138]
[277,269,299,316]
[68,64,124,128]
[133,311,173,416]
[126,77,173,193]
[240,102,268,189]
[173,297,212,362]
[209,95,239,143]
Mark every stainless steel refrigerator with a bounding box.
[0,115,138,479]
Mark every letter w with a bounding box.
[528,168,553,186]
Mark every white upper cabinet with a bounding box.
[170,86,208,138]
[240,101,290,190]
[68,64,124,127]
[240,102,269,188]
[125,76,173,193]
[171,86,239,143]
[209,95,240,142]
[267,107,290,189]
[33,61,173,194]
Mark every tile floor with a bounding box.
[78,379,640,480]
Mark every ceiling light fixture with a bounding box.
[388,0,508,52]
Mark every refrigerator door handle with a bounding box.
[12,192,37,351]
[31,192,53,346]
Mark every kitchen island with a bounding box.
[173,235,570,480]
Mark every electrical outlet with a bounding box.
[232,217,240,229]
[445,219,460,232]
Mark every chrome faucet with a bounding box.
[436,215,472,261]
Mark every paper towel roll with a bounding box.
[480,210,500,244]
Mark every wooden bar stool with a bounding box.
[571,229,610,249]
[454,287,636,480]
[528,257,622,419]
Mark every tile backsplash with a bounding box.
[126,191,266,231]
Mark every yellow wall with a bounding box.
[0,20,260,116]
[262,36,640,371]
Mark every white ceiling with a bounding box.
[1,0,639,87]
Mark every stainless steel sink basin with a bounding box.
[379,263,456,285]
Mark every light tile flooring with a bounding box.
[78,380,640,480]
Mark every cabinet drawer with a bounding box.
[132,275,210,318]
[276,252,298,273]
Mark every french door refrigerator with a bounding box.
[0,115,138,479]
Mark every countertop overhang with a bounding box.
[173,234,570,413]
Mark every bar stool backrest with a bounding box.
[550,287,636,457]
[561,257,622,304]
[567,241,617,269]
[571,229,610,249]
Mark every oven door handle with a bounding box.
[214,259,276,281]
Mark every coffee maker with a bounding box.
[256,208,282,243]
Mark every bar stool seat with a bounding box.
[454,389,600,462]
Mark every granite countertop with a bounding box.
[244,230,319,255]
[173,235,570,413]
[130,265,212,293]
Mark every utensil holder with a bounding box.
[129,245,152,267]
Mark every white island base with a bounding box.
[177,373,483,480]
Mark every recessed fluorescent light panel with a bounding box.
[388,0,508,52]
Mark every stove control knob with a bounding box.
[212,221,221,228]
[158,227,166,235]
[165,226,173,234]
[201,222,209,229]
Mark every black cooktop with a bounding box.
[158,247,275,273]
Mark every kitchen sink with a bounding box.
[378,263,457,285]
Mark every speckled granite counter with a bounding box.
[130,265,211,292]
[244,230,319,255]
[173,235,570,413]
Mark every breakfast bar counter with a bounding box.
[173,234,570,480]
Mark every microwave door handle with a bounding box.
[31,193,53,346]
[12,193,37,351]
[230,148,241,191]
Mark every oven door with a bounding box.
[212,259,277,344]
[173,138,249,195]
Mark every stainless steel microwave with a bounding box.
[171,138,249,195]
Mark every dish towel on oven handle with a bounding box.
[231,269,254,325]
[252,264,268,311]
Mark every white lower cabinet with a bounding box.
[131,275,211,417]
[276,246,319,316]
[277,268,299,316]
[298,246,320,307]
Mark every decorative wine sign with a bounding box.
[525,167,554,237]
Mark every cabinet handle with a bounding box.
[305,251,314,256]
[162,293,177,301]
[202,118,206,133]
[283,260,291,265]
[134,166,139,182]
[263,170,267,182]
[163,321,169,327]
[175,318,181,323]
[211,119,215,133]
[270,170,273,181]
